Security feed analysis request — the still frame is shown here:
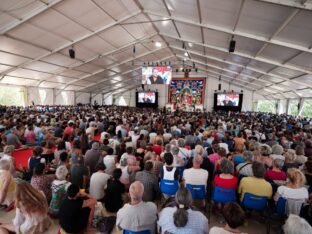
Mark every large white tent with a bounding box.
[1,0,312,113]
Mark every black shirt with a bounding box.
[103,179,125,213]
[59,197,90,233]
[149,75,164,84]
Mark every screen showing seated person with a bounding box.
[142,66,172,85]
[217,93,240,106]
[138,92,156,104]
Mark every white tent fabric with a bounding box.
[0,0,312,106]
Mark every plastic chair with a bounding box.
[123,230,151,234]
[160,179,179,196]
[241,193,268,211]
[186,184,206,200]
[212,186,236,204]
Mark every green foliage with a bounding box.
[0,86,24,106]
[257,100,276,113]
[300,99,312,118]
[289,99,299,116]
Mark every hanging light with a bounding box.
[155,41,162,47]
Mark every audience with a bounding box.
[1,105,312,233]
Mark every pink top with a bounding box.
[208,153,220,164]
[25,131,36,144]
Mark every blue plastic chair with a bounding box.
[241,193,268,211]
[212,186,236,204]
[276,197,287,216]
[186,184,206,200]
[123,230,150,234]
[160,179,179,196]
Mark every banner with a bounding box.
[168,78,205,110]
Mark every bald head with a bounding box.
[129,181,144,202]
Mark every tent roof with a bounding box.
[1,0,312,98]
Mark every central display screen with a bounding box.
[217,93,240,106]
[142,66,172,85]
[138,91,156,104]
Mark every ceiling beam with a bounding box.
[0,10,141,77]
[255,0,312,11]
[145,10,312,54]
[0,0,64,34]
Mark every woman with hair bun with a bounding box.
[158,187,208,234]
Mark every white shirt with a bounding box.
[275,186,309,201]
[89,171,111,200]
[183,168,208,187]
[219,143,229,154]
[178,147,190,160]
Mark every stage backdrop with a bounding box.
[168,78,205,109]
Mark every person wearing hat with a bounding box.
[84,142,101,174]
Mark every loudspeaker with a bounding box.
[141,84,144,90]
[229,40,236,53]
[69,48,75,59]
[218,83,221,90]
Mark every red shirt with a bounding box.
[152,145,162,156]
[214,175,238,189]
[64,126,73,136]
[265,170,286,181]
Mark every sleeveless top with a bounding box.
[163,166,176,180]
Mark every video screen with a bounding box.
[142,66,172,85]
[138,92,156,104]
[217,93,240,106]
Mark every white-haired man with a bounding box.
[116,181,157,233]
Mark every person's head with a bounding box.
[164,152,174,166]
[217,147,227,157]
[173,187,193,227]
[177,138,185,148]
[152,68,158,77]
[305,160,312,174]
[272,144,284,155]
[285,149,296,163]
[112,168,122,180]
[220,158,234,175]
[192,155,203,168]
[243,151,254,162]
[60,151,68,162]
[260,144,272,156]
[92,142,99,150]
[287,168,306,187]
[3,145,15,155]
[283,214,312,234]
[195,145,204,156]
[0,158,10,171]
[164,144,171,153]
[223,202,245,229]
[252,161,266,178]
[156,139,163,146]
[33,146,43,156]
[295,145,305,156]
[56,165,68,180]
[129,181,144,203]
[212,143,220,152]
[96,162,106,171]
[272,159,284,170]
[15,181,48,214]
[106,147,114,155]
[67,184,80,199]
[126,146,133,154]
[171,145,179,155]
[144,161,153,172]
[34,163,45,176]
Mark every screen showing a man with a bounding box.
[142,66,172,85]
[138,92,156,103]
[217,94,239,106]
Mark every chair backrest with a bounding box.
[186,184,206,200]
[176,166,185,178]
[123,230,151,234]
[241,193,268,211]
[212,186,236,204]
[276,197,287,216]
[160,179,179,196]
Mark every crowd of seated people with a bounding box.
[0,104,312,233]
